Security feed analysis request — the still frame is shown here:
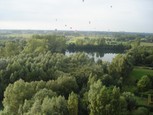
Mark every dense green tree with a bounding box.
[88,80,106,115]
[88,80,122,115]
[27,99,42,115]
[127,46,153,66]
[122,92,137,111]
[88,77,137,115]
[132,107,149,115]
[110,87,121,115]
[3,79,35,114]
[68,92,78,115]
[0,41,22,57]
[119,96,128,115]
[56,76,79,98]
[109,54,133,83]
[101,74,112,86]
[41,96,68,115]
[145,55,153,66]
[33,88,57,101]
[22,99,33,114]
[137,75,151,91]
[46,35,66,53]
[23,38,47,53]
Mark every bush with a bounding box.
[137,75,151,92]
[132,107,149,115]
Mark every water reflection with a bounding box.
[65,51,120,62]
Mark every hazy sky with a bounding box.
[0,0,153,33]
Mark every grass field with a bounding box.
[127,67,153,109]
[129,66,153,81]
[135,96,148,105]
[124,66,153,92]
[140,42,153,46]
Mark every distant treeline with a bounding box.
[67,43,131,52]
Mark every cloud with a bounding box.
[0,0,153,33]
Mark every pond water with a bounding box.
[65,51,120,62]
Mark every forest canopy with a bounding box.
[0,32,153,115]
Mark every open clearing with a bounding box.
[141,42,153,47]
[129,66,153,81]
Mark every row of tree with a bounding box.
[127,46,153,67]
[1,79,138,115]
[67,43,131,53]
[0,35,67,58]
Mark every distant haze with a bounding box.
[0,0,153,33]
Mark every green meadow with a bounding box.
[130,66,153,81]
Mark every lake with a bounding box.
[65,51,119,62]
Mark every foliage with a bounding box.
[68,92,78,115]
[2,79,71,114]
[122,92,137,111]
[108,54,133,85]
[0,35,67,57]
[0,51,100,100]
[127,46,153,67]
[0,32,153,114]
[132,107,149,115]
[88,80,122,115]
[23,38,47,53]
[0,41,23,57]
[137,75,151,91]
[41,96,68,115]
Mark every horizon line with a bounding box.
[0,29,152,34]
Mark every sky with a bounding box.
[0,0,153,33]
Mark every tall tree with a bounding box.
[68,92,78,115]
[88,80,109,115]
